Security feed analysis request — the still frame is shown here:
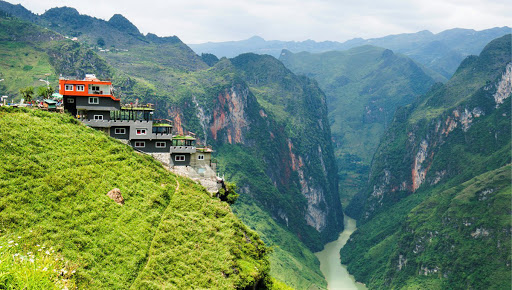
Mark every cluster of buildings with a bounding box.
[59,74,216,178]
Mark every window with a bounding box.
[156,142,166,148]
[90,85,100,92]
[65,84,73,91]
[88,97,99,104]
[197,155,204,160]
[76,85,85,91]
[67,98,74,103]
[114,128,126,134]
[93,115,103,120]
[175,155,185,161]
[136,128,147,135]
[134,141,145,148]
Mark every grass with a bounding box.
[0,236,78,289]
[0,108,271,288]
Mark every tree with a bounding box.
[97,37,105,47]
[217,181,239,205]
[19,86,34,103]
[37,86,54,99]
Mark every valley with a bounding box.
[0,1,510,289]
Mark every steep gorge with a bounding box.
[341,35,511,289]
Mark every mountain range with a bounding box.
[189,27,511,80]
[0,0,510,288]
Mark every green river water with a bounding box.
[314,215,367,290]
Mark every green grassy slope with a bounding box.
[341,35,511,289]
[280,46,435,205]
[0,108,270,288]
[0,14,329,289]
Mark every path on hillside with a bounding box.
[129,176,180,288]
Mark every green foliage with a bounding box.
[0,14,339,288]
[280,46,435,203]
[0,236,78,289]
[0,108,271,288]
[36,85,54,99]
[341,35,512,289]
[217,181,240,204]
[18,86,34,103]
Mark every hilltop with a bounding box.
[0,107,271,288]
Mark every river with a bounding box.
[314,215,367,290]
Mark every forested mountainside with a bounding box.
[0,9,342,288]
[280,46,435,205]
[0,108,271,289]
[189,27,511,80]
[341,35,511,289]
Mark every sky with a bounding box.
[12,0,512,44]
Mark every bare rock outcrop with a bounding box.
[107,188,124,205]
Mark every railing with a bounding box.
[170,146,196,153]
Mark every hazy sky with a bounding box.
[13,0,512,44]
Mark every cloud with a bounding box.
[15,0,512,43]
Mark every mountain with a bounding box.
[0,107,271,288]
[0,7,342,288]
[341,35,511,289]
[280,46,435,205]
[189,27,511,79]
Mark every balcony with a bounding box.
[170,146,196,154]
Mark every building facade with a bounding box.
[60,74,214,172]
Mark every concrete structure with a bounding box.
[60,75,173,161]
[60,74,217,176]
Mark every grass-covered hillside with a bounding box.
[0,108,271,289]
[280,46,435,205]
[341,35,511,289]
[0,9,341,288]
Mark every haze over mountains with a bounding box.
[190,27,511,80]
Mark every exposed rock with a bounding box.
[412,140,429,191]
[494,62,512,107]
[471,228,490,238]
[397,254,407,271]
[107,188,124,205]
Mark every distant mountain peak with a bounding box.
[108,13,140,35]
[43,6,80,16]
[247,35,265,42]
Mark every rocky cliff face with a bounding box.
[341,35,511,289]
[348,35,512,221]
[167,64,343,248]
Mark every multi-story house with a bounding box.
[59,74,215,175]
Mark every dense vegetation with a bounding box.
[0,9,339,288]
[341,35,511,288]
[0,108,271,288]
[280,46,435,205]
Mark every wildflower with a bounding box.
[29,230,32,233]
[13,253,19,257]
[8,240,13,244]
[45,250,50,255]
[36,244,40,247]
[71,270,76,274]
[14,243,18,246]
[38,249,42,252]
[42,267,48,271]
[17,236,21,239]
[29,258,34,263]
